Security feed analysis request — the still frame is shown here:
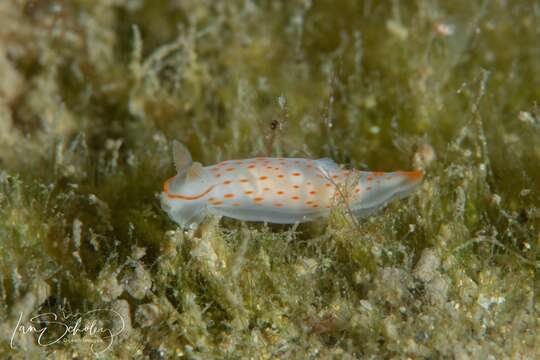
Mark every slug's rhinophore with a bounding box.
[161,141,423,228]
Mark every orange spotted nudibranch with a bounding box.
[161,141,423,228]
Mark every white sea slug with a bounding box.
[161,141,423,228]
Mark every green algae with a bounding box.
[0,0,539,358]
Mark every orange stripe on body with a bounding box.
[163,176,214,200]
[398,170,424,181]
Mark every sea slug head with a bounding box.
[160,141,210,228]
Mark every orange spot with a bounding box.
[399,170,424,181]
[292,185,300,189]
[253,197,264,202]
[291,196,300,200]
[274,167,280,170]
[373,171,385,177]
[210,201,223,205]
[215,174,222,178]
[232,202,241,206]
[306,200,313,205]
[224,193,235,199]
[248,164,256,169]
[331,175,338,179]
[309,191,317,195]
[208,197,215,202]
[235,160,243,164]
[311,204,319,208]
[266,166,273,169]
[325,183,332,188]
[259,176,268,180]
[223,180,232,185]
[355,188,360,193]
[239,179,249,183]
[276,191,285,195]
[274,203,284,208]
[244,191,253,195]
[277,174,285,179]
[226,167,235,172]
[367,176,374,181]
[292,172,301,176]
[263,187,270,191]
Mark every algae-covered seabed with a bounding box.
[0,0,539,358]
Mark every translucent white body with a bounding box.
[161,143,423,228]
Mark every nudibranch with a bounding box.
[161,141,423,228]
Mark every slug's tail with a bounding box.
[351,170,423,218]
